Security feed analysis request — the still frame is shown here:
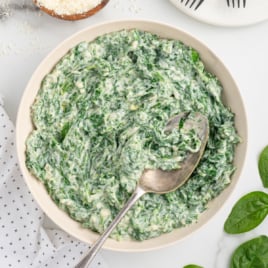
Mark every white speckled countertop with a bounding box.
[1,0,268,267]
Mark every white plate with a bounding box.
[169,0,268,27]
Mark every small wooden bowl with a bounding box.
[33,0,109,21]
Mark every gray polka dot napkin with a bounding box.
[0,99,108,268]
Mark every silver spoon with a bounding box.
[76,112,209,268]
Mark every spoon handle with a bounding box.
[75,186,146,268]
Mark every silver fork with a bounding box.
[226,0,246,7]
[180,0,204,10]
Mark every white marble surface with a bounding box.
[1,0,268,267]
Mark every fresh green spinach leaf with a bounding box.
[230,235,268,268]
[259,145,268,188]
[191,50,199,63]
[224,191,268,234]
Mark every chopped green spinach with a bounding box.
[26,29,239,241]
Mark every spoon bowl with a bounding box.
[76,112,209,267]
[140,112,209,193]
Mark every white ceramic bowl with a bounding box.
[16,20,247,252]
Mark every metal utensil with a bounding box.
[226,0,246,8]
[180,0,205,10]
[75,112,209,268]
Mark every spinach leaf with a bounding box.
[183,265,204,268]
[191,50,199,63]
[259,145,268,188]
[230,235,268,268]
[224,191,268,234]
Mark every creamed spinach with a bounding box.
[26,30,239,240]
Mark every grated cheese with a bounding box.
[36,0,102,15]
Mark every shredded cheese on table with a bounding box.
[36,0,102,15]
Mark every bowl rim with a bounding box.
[16,19,248,252]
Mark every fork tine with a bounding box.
[189,0,197,8]
[185,0,190,5]
[181,0,204,9]
[195,0,204,10]
[227,0,246,8]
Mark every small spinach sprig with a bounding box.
[224,145,268,234]
[258,145,268,188]
[224,145,268,268]
[183,265,204,268]
[224,191,268,234]
[230,235,268,268]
